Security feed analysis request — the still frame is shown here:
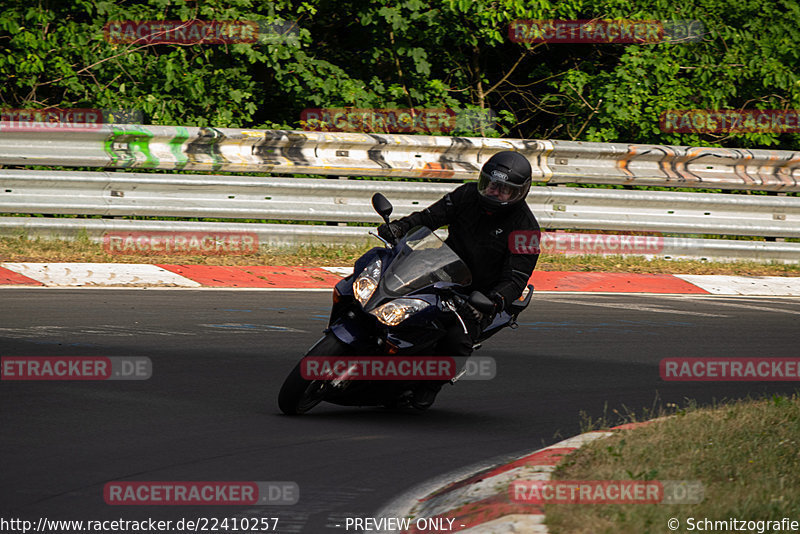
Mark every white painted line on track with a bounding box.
[624,293,800,301]
[531,297,729,317]
[375,433,615,534]
[0,325,196,338]
[659,298,800,315]
[198,323,308,333]
[373,452,532,531]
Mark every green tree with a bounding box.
[1,0,798,149]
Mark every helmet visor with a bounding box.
[477,171,528,205]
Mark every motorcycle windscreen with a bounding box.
[382,227,472,295]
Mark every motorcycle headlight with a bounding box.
[370,298,430,326]
[354,258,382,306]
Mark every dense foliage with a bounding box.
[1,0,798,148]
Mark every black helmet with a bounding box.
[477,151,532,212]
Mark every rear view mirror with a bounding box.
[371,193,393,224]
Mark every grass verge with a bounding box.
[0,234,373,267]
[0,235,799,275]
[545,394,800,533]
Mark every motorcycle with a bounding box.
[277,193,533,415]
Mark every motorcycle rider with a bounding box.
[377,150,540,407]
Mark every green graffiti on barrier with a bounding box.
[199,127,228,172]
[103,126,158,168]
[170,126,190,169]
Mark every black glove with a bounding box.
[460,300,485,324]
[488,291,506,314]
[454,297,489,337]
[377,221,405,242]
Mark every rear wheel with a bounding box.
[278,333,348,415]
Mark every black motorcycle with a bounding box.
[278,193,533,415]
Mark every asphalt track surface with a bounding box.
[2,289,799,533]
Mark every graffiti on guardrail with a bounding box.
[2,125,798,190]
[103,126,159,168]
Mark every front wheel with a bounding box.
[277,333,349,415]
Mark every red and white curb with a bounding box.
[375,422,658,534]
[0,262,799,295]
[674,274,800,296]
[0,263,343,289]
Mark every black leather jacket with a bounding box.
[392,182,539,311]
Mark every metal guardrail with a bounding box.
[1,170,798,237]
[1,127,799,262]
[0,217,375,246]
[1,125,800,191]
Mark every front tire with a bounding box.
[278,333,349,415]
